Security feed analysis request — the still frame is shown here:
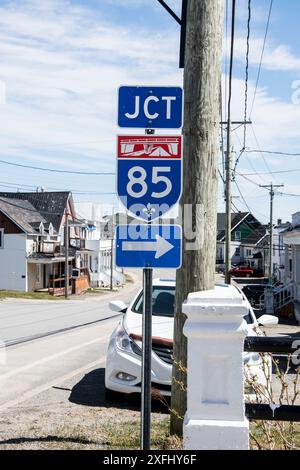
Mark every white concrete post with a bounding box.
[183,284,249,450]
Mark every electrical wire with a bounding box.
[227,0,236,129]
[242,168,300,176]
[249,0,274,117]
[232,129,265,183]
[224,0,229,120]
[246,149,300,156]
[250,125,277,178]
[278,191,300,198]
[243,0,251,149]
[234,180,252,213]
[0,180,115,195]
[0,159,115,175]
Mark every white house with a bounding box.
[0,191,90,294]
[271,219,291,282]
[281,212,300,322]
[75,203,125,288]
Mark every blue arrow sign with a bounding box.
[118,86,183,129]
[116,224,182,269]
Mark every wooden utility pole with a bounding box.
[225,137,232,285]
[259,183,284,283]
[170,0,224,436]
[224,0,236,285]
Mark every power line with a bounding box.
[243,0,251,149]
[224,0,229,120]
[0,159,115,175]
[250,125,274,177]
[232,129,265,182]
[242,168,300,176]
[234,180,252,213]
[0,180,115,195]
[236,171,263,187]
[246,149,300,156]
[278,191,300,198]
[249,0,274,117]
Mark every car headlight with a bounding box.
[115,322,142,356]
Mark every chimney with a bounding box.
[277,219,282,226]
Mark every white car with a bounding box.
[105,279,278,397]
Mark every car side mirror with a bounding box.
[258,314,279,326]
[109,300,128,313]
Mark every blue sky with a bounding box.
[0,0,300,222]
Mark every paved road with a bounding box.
[0,269,175,409]
[0,269,297,412]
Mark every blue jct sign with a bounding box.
[118,86,183,129]
[116,224,182,269]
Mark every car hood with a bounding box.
[125,310,173,340]
[124,309,259,342]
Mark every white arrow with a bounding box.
[122,235,174,259]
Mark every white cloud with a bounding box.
[0,0,299,220]
[0,0,182,173]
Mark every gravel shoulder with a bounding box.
[0,365,170,450]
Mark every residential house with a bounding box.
[241,225,269,274]
[0,191,90,295]
[216,212,263,267]
[271,219,291,282]
[75,203,125,288]
[281,212,300,322]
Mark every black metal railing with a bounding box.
[244,335,300,422]
[244,335,298,354]
[245,404,300,422]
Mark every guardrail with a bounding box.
[244,335,298,353]
[244,335,300,423]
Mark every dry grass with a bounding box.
[0,290,62,301]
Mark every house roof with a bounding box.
[0,192,71,232]
[217,212,250,241]
[242,226,268,247]
[0,197,48,234]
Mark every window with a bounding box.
[246,249,252,257]
[235,247,240,256]
[0,229,3,248]
[234,231,241,241]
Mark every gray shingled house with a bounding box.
[0,191,90,294]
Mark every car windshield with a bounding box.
[132,286,175,317]
[132,286,255,323]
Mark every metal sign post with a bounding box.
[141,266,153,450]
[117,84,183,451]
